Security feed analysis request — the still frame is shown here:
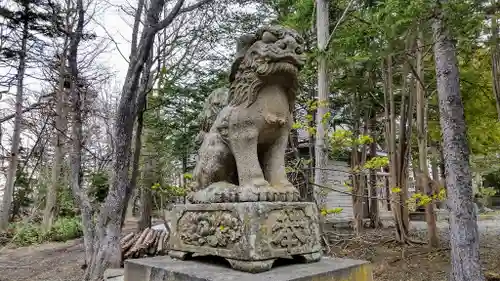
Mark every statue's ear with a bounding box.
[229,34,256,82]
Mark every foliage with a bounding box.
[4,217,82,246]
[320,207,344,216]
[87,171,109,203]
[145,70,229,171]
[329,129,373,149]
[11,167,34,219]
[478,187,497,198]
[363,156,389,170]
[57,187,77,218]
[406,189,447,212]
[151,182,187,198]
[45,217,83,242]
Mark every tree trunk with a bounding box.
[491,0,500,121]
[67,0,96,272]
[430,145,442,208]
[121,110,144,228]
[125,190,137,219]
[43,49,69,231]
[307,88,316,202]
[398,60,413,234]
[121,52,151,227]
[432,2,484,280]
[384,53,409,243]
[352,98,366,234]
[314,0,329,209]
[84,1,189,279]
[369,116,381,228]
[121,0,147,228]
[0,10,29,230]
[416,28,439,247]
[138,186,153,231]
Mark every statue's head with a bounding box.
[229,25,306,83]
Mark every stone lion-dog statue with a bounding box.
[188,25,306,203]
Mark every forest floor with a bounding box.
[0,217,499,281]
[327,218,500,281]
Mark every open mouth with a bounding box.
[273,55,305,68]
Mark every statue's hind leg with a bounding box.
[189,132,237,203]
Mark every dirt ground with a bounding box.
[0,219,499,281]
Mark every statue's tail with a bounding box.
[195,87,229,144]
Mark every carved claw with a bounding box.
[239,177,274,202]
[271,179,300,202]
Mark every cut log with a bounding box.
[143,228,156,248]
[156,231,166,254]
[161,230,169,254]
[121,233,138,253]
[120,232,135,246]
[121,228,170,260]
[124,228,149,258]
[148,230,160,255]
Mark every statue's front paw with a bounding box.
[239,178,274,202]
[277,180,300,202]
[251,177,272,188]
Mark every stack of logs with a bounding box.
[120,228,169,260]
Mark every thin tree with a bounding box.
[415,26,439,247]
[490,0,500,121]
[314,0,329,208]
[0,1,29,230]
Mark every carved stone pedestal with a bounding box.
[167,202,322,273]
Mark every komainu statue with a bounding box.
[168,25,322,273]
[188,25,306,203]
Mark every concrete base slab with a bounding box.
[124,256,373,281]
[104,268,125,281]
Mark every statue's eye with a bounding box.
[262,31,278,43]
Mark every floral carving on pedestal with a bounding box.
[177,211,242,248]
[270,208,315,249]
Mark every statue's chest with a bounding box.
[255,88,290,123]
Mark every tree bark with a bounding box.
[387,54,404,241]
[314,0,329,209]
[384,53,409,243]
[121,109,144,228]
[67,0,96,271]
[43,47,69,231]
[138,185,153,231]
[120,0,145,228]
[84,1,190,280]
[121,44,152,227]
[352,95,366,234]
[432,2,485,280]
[369,115,381,228]
[398,60,413,234]
[0,7,29,230]
[491,0,500,121]
[430,145,442,208]
[416,27,439,247]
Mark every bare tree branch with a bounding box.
[154,0,185,32]
[0,101,48,124]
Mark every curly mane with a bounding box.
[226,26,300,111]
